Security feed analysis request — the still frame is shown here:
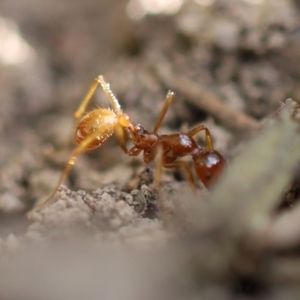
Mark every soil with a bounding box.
[1,0,300,299]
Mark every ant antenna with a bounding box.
[153,90,175,133]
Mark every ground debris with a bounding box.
[24,183,176,248]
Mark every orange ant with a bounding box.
[31,75,226,213]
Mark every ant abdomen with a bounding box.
[193,149,226,188]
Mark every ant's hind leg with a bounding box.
[187,125,214,150]
[153,148,196,188]
[153,91,175,133]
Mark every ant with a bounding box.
[31,75,226,213]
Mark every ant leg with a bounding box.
[187,125,214,150]
[75,75,122,119]
[153,146,171,216]
[154,153,196,219]
[164,161,196,189]
[153,148,195,188]
[75,77,101,119]
[153,90,175,133]
[29,130,108,214]
[154,146,164,187]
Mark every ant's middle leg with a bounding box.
[187,124,214,150]
[153,146,171,215]
[153,90,175,133]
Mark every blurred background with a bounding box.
[0,0,299,220]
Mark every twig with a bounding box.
[153,61,261,134]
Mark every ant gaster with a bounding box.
[32,75,226,212]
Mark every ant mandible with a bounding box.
[32,75,226,213]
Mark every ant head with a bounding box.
[126,124,157,149]
[134,124,152,138]
[193,149,226,188]
[137,124,147,135]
